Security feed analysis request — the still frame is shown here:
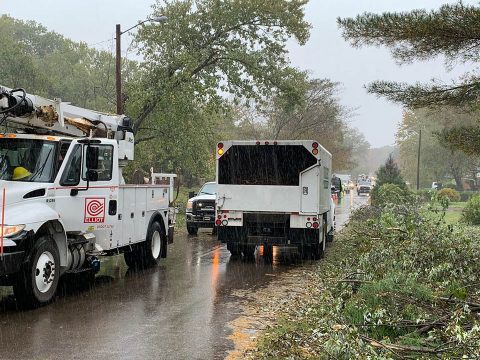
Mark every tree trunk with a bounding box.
[451,166,464,191]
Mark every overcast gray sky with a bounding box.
[0,0,474,148]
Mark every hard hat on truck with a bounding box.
[12,166,31,180]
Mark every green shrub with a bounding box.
[372,183,414,206]
[437,188,460,202]
[416,189,435,202]
[461,194,480,225]
[459,191,477,202]
[443,183,457,190]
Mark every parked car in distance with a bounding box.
[432,182,443,190]
[186,182,217,235]
[357,179,372,195]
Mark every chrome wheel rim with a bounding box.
[35,251,55,293]
[151,231,161,259]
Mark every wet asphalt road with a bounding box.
[0,193,368,360]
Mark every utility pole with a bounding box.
[115,24,122,115]
[115,16,167,115]
[416,129,422,190]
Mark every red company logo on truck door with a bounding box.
[84,198,105,223]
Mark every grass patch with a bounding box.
[445,201,466,224]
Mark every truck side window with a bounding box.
[60,144,82,186]
[54,141,71,178]
[82,145,113,182]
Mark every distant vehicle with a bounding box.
[432,182,443,190]
[331,174,343,198]
[357,179,372,195]
[186,182,216,235]
[215,140,335,260]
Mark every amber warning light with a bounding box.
[217,142,224,155]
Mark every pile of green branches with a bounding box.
[252,197,480,359]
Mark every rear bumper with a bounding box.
[0,250,25,276]
[218,226,319,246]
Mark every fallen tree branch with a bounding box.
[436,296,480,309]
[360,334,443,354]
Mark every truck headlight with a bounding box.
[0,224,26,238]
[186,200,193,212]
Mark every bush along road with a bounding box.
[241,193,480,359]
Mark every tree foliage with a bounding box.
[337,2,480,109]
[129,0,311,133]
[266,79,362,171]
[0,15,123,112]
[338,2,480,157]
[396,108,479,189]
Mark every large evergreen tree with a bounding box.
[337,2,480,155]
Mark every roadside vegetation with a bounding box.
[249,189,480,359]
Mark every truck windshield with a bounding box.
[199,182,216,195]
[0,138,57,183]
[218,145,317,186]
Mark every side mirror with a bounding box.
[86,169,98,182]
[188,191,195,199]
[86,146,99,170]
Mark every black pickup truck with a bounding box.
[186,182,216,235]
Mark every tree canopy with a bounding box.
[338,2,480,157]
[337,2,480,109]
[129,0,311,134]
[397,108,479,189]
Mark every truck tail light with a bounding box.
[215,219,222,226]
[222,220,228,226]
[312,142,319,148]
[217,142,224,155]
[306,222,312,228]
[313,222,319,229]
[312,148,318,155]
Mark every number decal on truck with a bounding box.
[84,198,105,223]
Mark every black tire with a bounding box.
[326,229,334,243]
[243,245,256,259]
[311,224,326,260]
[187,226,198,236]
[124,221,165,269]
[13,235,60,309]
[227,242,241,256]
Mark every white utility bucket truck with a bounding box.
[0,86,176,307]
[215,140,334,259]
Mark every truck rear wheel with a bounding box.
[124,221,165,268]
[227,242,241,256]
[13,235,60,308]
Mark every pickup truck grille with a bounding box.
[192,199,215,214]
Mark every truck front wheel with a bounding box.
[13,236,60,308]
[187,226,198,236]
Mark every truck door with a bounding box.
[54,140,119,251]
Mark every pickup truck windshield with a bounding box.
[218,145,317,186]
[0,138,57,183]
[199,183,216,195]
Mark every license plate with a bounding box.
[204,216,211,221]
